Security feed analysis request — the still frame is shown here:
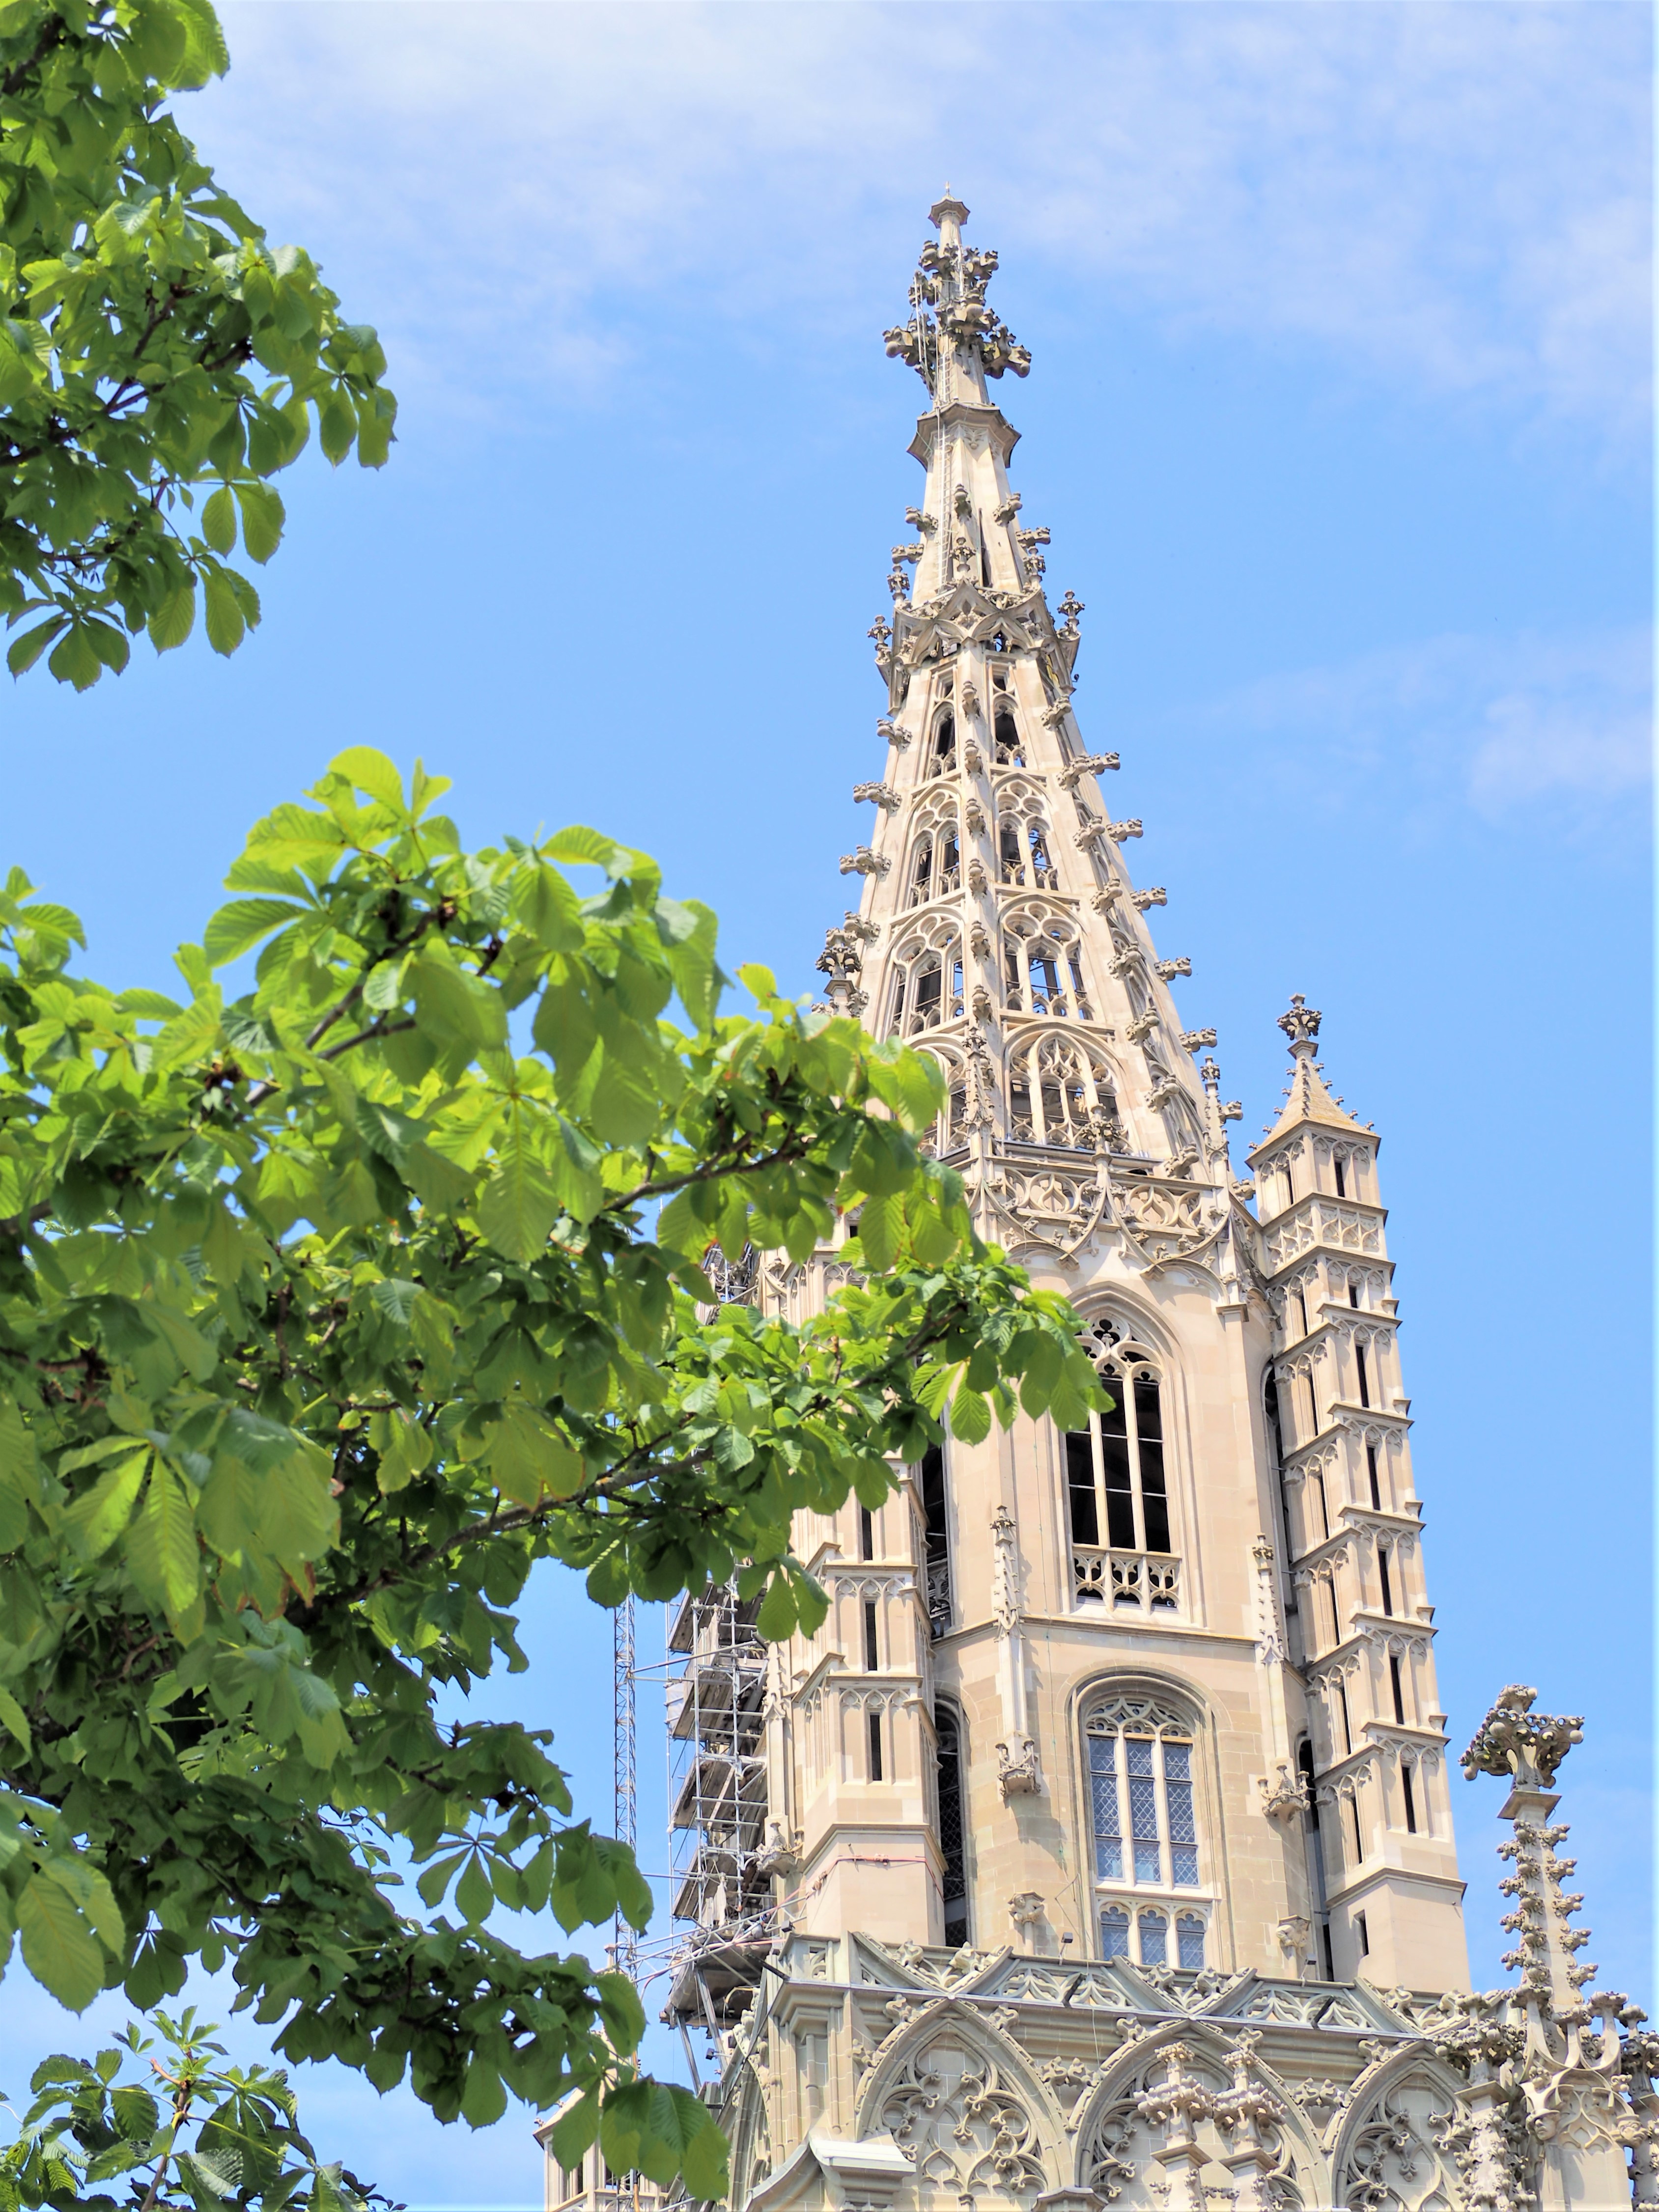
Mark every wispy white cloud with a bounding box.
[1192,625,1652,821]
[199,0,1651,437]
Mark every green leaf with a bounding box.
[49,624,103,692]
[548,2090,601,2170]
[477,1137,558,1265]
[949,1383,991,1445]
[453,1853,493,1926]
[147,583,197,652]
[204,897,306,968]
[6,616,66,677]
[234,480,285,563]
[17,1871,106,2012]
[202,485,238,554]
[63,1450,149,1559]
[0,1680,32,1758]
[331,748,404,811]
[124,1463,201,1624]
[203,570,246,656]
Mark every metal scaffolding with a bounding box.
[612,1595,638,1981]
[660,1584,773,2030]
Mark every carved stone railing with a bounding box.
[1074,1545,1181,1612]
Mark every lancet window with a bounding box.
[906,824,961,907]
[933,1700,968,1946]
[889,924,964,1036]
[1067,1318,1173,1574]
[1084,1688,1206,1963]
[1003,908,1091,1017]
[928,711,956,779]
[997,794,1058,888]
[1007,1034,1117,1148]
[992,708,1024,765]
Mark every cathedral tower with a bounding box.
[659,195,1502,2212]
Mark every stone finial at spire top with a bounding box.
[1462,1684,1584,1792]
[1277,993,1322,1054]
[929,188,970,242]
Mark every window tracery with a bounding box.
[1083,1685,1207,1962]
[1003,906,1092,1018]
[1007,1033,1118,1149]
[889,919,964,1036]
[997,789,1058,888]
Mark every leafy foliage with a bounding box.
[0,753,1104,2185]
[0,2006,386,2212]
[0,0,395,688]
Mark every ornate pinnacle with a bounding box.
[1462,1684,1584,1790]
[1277,993,1322,1052]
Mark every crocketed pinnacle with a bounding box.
[1253,994,1363,1153]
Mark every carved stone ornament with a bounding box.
[1105,817,1144,842]
[1462,1683,1583,1790]
[1277,992,1322,1047]
[852,780,901,811]
[1057,752,1120,786]
[997,1734,1042,1800]
[1155,956,1192,980]
[838,845,891,878]
[1258,1762,1309,1824]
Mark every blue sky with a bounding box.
[0,3,1650,2205]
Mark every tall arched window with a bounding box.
[906,823,960,907]
[993,709,1024,765]
[1083,1687,1206,1967]
[929,712,956,778]
[1067,1319,1173,1594]
[1004,912,1091,1019]
[934,1701,968,1946]
[889,929,963,1036]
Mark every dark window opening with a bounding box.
[1337,1678,1353,1755]
[921,1444,952,1635]
[1306,1372,1320,1438]
[1349,1795,1364,1864]
[868,1709,884,1781]
[1403,1764,1418,1833]
[859,1505,874,1560]
[1366,1443,1380,1509]
[1356,1908,1370,1956]
[979,528,991,587]
[863,1598,879,1672]
[1313,1470,1330,1542]
[1390,1653,1406,1723]
[1295,1288,1310,1337]
[1355,1343,1371,1408]
[1066,1429,1099,1547]
[1334,1156,1347,1198]
[1378,1547,1394,1617]
[936,1706,968,1945]
[1348,1281,1359,1308]
[993,710,1023,765]
[932,714,956,774]
[1328,1576,1342,1646]
[1322,1922,1336,1979]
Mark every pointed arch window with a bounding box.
[1067,1319,1173,1583]
[993,709,1024,766]
[933,1700,968,1946]
[1007,1033,1117,1148]
[1004,925,1090,1018]
[929,712,956,778]
[1084,1688,1207,1965]
[907,823,960,907]
[889,928,964,1036]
